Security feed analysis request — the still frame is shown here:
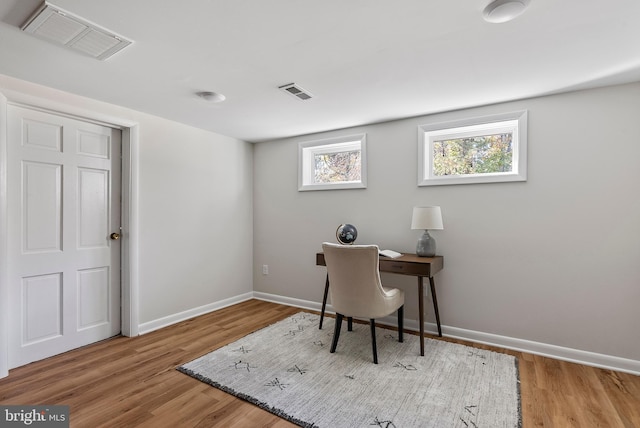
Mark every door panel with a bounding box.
[77,129,110,158]
[77,267,110,330]
[78,168,109,248]
[7,105,121,368]
[22,273,62,344]
[22,161,62,253]
[22,118,62,151]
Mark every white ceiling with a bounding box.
[1,0,639,142]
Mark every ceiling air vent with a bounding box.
[22,2,132,60]
[279,83,313,101]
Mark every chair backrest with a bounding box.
[322,242,388,319]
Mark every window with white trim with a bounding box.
[298,134,367,191]
[418,111,527,186]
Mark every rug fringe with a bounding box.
[176,366,319,428]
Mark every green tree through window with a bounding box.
[299,133,367,191]
[418,111,527,186]
[314,150,361,183]
[433,133,512,176]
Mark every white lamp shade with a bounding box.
[411,206,443,230]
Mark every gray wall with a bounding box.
[137,116,253,324]
[253,82,640,363]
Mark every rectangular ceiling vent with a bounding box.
[21,2,132,60]
[279,83,313,101]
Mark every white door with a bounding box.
[7,105,121,368]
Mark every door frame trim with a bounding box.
[0,90,140,378]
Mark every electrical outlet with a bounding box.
[262,265,269,275]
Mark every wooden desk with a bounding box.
[316,252,444,357]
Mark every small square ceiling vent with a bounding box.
[22,2,132,60]
[279,83,313,101]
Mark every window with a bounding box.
[298,134,367,191]
[418,111,527,186]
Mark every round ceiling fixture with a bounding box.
[196,91,226,103]
[483,0,529,23]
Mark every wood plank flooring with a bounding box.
[1,299,638,427]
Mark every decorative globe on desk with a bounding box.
[336,224,358,245]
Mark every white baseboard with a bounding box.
[442,326,640,376]
[252,291,437,334]
[252,291,325,313]
[138,292,254,335]
[253,291,640,376]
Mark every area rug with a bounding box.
[178,312,521,428]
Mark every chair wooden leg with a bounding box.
[330,313,343,354]
[398,305,404,343]
[319,274,329,329]
[347,317,353,331]
[370,319,378,364]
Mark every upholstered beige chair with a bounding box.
[322,242,405,364]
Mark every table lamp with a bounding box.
[411,206,443,257]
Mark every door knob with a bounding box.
[110,232,120,240]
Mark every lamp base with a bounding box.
[416,230,436,257]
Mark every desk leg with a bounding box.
[418,277,425,356]
[430,276,442,337]
[319,274,329,329]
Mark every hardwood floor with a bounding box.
[1,299,638,427]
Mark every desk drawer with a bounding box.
[379,260,430,276]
